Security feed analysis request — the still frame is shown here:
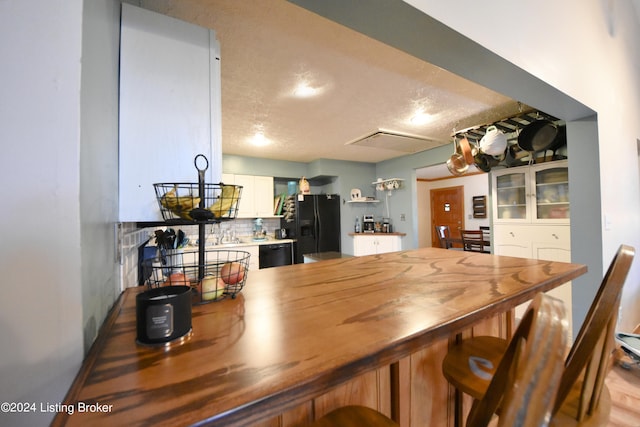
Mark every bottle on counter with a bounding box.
[355,217,361,233]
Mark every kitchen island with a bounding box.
[53,248,586,427]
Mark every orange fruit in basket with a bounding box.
[162,272,190,287]
[220,262,246,285]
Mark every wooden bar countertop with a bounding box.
[53,248,586,427]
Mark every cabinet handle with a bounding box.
[551,233,559,239]
[509,232,515,237]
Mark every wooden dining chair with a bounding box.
[435,225,452,249]
[460,229,489,253]
[311,293,568,427]
[442,244,635,427]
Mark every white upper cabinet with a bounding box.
[119,4,222,222]
[492,160,569,224]
[222,174,274,218]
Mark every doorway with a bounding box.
[430,186,465,248]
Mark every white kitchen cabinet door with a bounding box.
[353,236,376,256]
[495,223,573,339]
[492,168,531,223]
[119,4,222,221]
[353,235,402,256]
[233,175,255,218]
[375,235,402,254]
[253,176,275,217]
[244,245,260,271]
[231,175,274,218]
[492,225,532,258]
[491,160,569,225]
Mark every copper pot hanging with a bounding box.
[446,137,468,176]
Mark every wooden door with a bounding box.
[430,186,465,247]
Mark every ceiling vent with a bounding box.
[345,129,442,153]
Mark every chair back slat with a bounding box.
[460,229,488,253]
[435,225,452,249]
[467,293,568,427]
[553,244,635,417]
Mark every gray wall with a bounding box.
[223,154,378,254]
[223,144,455,254]
[80,0,121,355]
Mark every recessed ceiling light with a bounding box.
[249,132,270,146]
[293,82,319,98]
[409,111,433,125]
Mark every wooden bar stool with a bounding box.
[312,292,568,427]
[442,244,635,426]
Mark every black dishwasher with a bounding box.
[259,243,293,269]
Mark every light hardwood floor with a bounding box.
[607,351,640,426]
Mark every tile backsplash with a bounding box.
[118,218,282,290]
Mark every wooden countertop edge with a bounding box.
[348,232,406,236]
[51,289,130,427]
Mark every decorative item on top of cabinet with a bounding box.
[299,176,310,194]
[472,195,487,218]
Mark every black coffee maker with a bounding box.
[363,214,375,233]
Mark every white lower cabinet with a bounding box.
[244,245,260,271]
[494,224,573,339]
[353,234,402,256]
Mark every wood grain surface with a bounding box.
[52,248,586,427]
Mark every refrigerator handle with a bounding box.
[314,198,320,252]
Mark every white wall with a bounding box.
[0,0,121,425]
[417,174,491,248]
[0,2,84,425]
[405,0,640,332]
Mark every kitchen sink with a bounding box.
[203,237,249,248]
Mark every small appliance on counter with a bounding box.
[136,286,192,346]
[382,217,392,233]
[253,218,266,241]
[363,214,375,233]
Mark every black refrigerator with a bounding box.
[280,194,341,263]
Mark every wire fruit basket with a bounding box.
[146,249,251,304]
[153,154,242,223]
[154,182,242,222]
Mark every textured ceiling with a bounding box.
[138,0,525,164]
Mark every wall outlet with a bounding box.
[400,213,405,221]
